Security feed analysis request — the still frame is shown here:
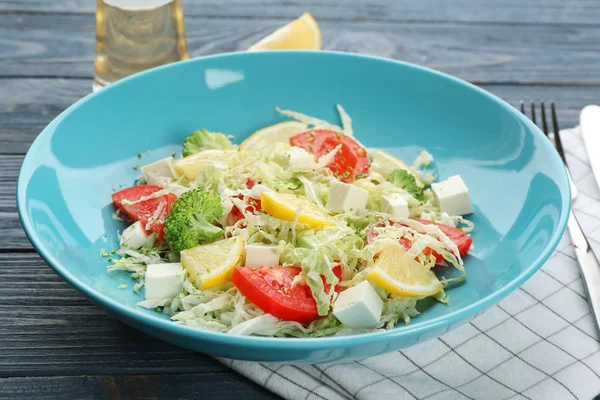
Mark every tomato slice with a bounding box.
[367,219,472,263]
[290,129,369,182]
[226,179,263,226]
[232,265,342,323]
[111,185,176,238]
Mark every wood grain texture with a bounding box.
[0,373,278,399]
[2,13,600,83]
[0,251,230,377]
[1,0,600,25]
[0,155,29,249]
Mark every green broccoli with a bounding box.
[390,169,425,202]
[164,188,224,252]
[182,129,233,157]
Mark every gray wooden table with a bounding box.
[1,1,599,398]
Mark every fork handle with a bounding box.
[568,210,600,337]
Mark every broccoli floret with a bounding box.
[182,129,233,157]
[164,188,224,252]
[390,169,425,202]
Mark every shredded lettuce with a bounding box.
[106,104,473,337]
[276,107,343,132]
[336,104,353,137]
[282,226,363,316]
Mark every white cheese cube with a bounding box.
[381,193,409,218]
[245,244,280,268]
[326,181,369,213]
[120,221,148,249]
[333,281,383,328]
[431,175,473,216]
[141,156,178,185]
[144,263,183,300]
[279,147,317,169]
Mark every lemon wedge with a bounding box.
[368,243,443,297]
[240,121,308,152]
[248,13,321,51]
[370,150,424,188]
[181,236,245,290]
[260,191,335,229]
[173,149,236,181]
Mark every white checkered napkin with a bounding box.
[219,127,600,400]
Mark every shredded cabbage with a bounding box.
[106,105,474,337]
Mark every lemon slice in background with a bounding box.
[260,192,335,229]
[240,121,308,152]
[181,236,245,290]
[173,149,236,180]
[368,243,443,297]
[370,150,424,188]
[248,13,321,51]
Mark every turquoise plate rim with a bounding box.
[17,50,571,350]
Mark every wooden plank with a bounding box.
[0,251,278,397]
[1,0,599,25]
[0,79,84,154]
[2,13,600,84]
[0,251,236,377]
[0,155,30,249]
[0,373,279,399]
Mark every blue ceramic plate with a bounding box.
[17,51,570,363]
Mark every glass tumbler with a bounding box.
[93,0,189,91]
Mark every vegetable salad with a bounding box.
[106,106,474,337]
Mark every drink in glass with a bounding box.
[93,0,189,90]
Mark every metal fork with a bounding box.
[521,101,600,336]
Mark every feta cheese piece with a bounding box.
[144,263,183,300]
[120,221,148,249]
[245,244,280,269]
[326,181,369,213]
[229,314,280,336]
[278,146,317,169]
[141,156,178,185]
[431,175,473,216]
[381,193,409,218]
[333,281,383,328]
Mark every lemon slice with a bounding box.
[240,121,308,152]
[368,243,443,297]
[248,13,321,51]
[173,149,236,180]
[370,150,424,188]
[181,236,245,290]
[260,191,335,229]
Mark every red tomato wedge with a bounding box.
[367,219,472,263]
[290,129,369,182]
[227,179,263,226]
[232,265,342,323]
[111,185,176,238]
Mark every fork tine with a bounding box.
[530,102,537,125]
[519,101,525,115]
[551,102,567,165]
[541,102,550,137]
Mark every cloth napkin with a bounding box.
[220,127,600,400]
